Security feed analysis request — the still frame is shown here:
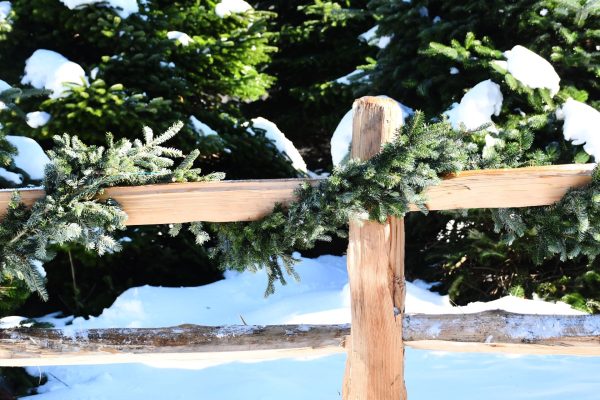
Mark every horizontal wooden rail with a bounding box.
[1,311,599,366]
[0,164,594,224]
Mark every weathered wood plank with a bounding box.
[1,312,599,366]
[0,164,593,224]
[343,96,407,400]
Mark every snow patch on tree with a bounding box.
[26,111,51,129]
[444,80,503,131]
[189,116,218,137]
[503,45,560,96]
[557,99,600,160]
[247,117,307,173]
[215,0,252,18]
[32,260,46,278]
[0,79,11,110]
[335,69,367,85]
[6,135,50,180]
[359,26,392,49]
[167,31,194,46]
[330,97,412,167]
[21,50,88,99]
[59,0,138,18]
[0,1,11,21]
[0,168,21,184]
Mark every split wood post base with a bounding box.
[343,97,407,400]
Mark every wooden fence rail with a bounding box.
[0,97,598,399]
[1,312,599,366]
[0,164,593,224]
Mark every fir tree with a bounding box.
[0,0,298,315]
[362,0,600,310]
[245,0,375,171]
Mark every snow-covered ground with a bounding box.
[7,254,599,399]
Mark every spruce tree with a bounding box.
[0,0,298,315]
[362,0,600,310]
[246,0,375,171]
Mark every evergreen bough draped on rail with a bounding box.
[2,114,600,299]
[0,122,223,300]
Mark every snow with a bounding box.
[15,254,600,399]
[25,111,51,128]
[0,1,11,21]
[503,45,560,96]
[247,117,307,173]
[159,61,175,69]
[483,132,503,157]
[0,168,21,184]
[38,254,586,329]
[335,69,365,85]
[0,78,11,110]
[331,96,413,167]
[167,31,194,46]
[58,0,138,18]
[358,26,392,49]
[6,135,50,180]
[189,116,218,137]
[557,98,600,160]
[89,67,99,80]
[215,0,252,18]
[445,79,503,131]
[32,260,46,278]
[21,50,88,99]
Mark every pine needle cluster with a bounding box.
[0,122,222,300]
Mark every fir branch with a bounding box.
[0,123,220,300]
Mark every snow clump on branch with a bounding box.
[167,31,194,46]
[0,1,11,21]
[25,111,51,129]
[59,0,138,18]
[215,0,252,18]
[0,79,11,110]
[247,117,307,173]
[503,45,560,96]
[189,116,218,137]
[444,80,503,131]
[557,99,600,160]
[21,49,88,99]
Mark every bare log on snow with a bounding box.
[0,324,349,366]
[404,311,600,356]
[0,312,599,366]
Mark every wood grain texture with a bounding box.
[343,96,407,400]
[0,164,593,224]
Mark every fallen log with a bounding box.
[1,311,599,366]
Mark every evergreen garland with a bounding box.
[211,112,479,294]
[1,111,599,301]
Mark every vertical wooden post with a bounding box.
[342,97,407,400]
